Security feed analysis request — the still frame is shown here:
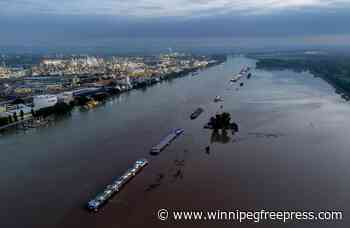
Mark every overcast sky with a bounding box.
[2,0,350,17]
[1,0,350,53]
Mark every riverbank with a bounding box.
[254,55,350,100]
[0,56,226,133]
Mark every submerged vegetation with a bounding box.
[205,112,239,132]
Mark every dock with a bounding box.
[0,117,33,131]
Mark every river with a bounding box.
[0,56,348,228]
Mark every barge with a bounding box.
[151,129,184,154]
[190,107,204,120]
[230,66,251,83]
[214,96,224,102]
[230,74,243,82]
[87,159,148,212]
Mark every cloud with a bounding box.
[1,0,350,17]
[1,0,350,50]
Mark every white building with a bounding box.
[42,59,64,66]
[33,95,58,111]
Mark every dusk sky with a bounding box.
[1,0,350,52]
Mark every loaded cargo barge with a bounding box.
[87,159,148,212]
[190,107,204,120]
[151,129,184,154]
[230,66,251,83]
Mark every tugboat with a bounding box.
[214,96,224,102]
[190,107,204,120]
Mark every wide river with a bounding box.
[0,56,349,228]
